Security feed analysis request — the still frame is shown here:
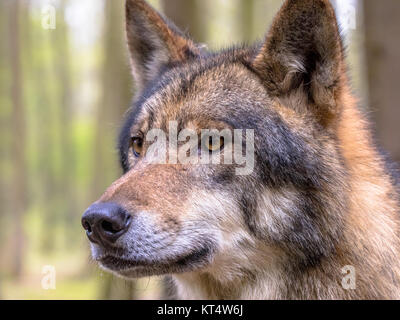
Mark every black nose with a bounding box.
[82,203,132,245]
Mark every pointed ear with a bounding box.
[252,0,344,123]
[125,0,201,92]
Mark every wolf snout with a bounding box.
[82,202,132,245]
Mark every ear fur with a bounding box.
[125,0,200,92]
[252,0,345,124]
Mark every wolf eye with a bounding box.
[131,137,143,157]
[205,136,224,153]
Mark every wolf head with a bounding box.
[82,0,349,282]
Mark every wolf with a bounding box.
[82,0,400,299]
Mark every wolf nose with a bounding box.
[82,203,132,244]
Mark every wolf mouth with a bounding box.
[97,246,214,275]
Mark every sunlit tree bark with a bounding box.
[92,0,132,201]
[364,0,400,163]
[0,0,8,260]
[240,0,255,43]
[9,0,26,279]
[36,10,58,253]
[53,0,77,237]
[162,0,207,43]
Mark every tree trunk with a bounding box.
[9,0,26,279]
[52,0,78,242]
[0,0,8,254]
[92,0,132,200]
[364,0,400,163]
[162,0,207,43]
[240,0,255,43]
[253,0,282,40]
[36,8,58,253]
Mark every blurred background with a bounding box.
[0,0,399,300]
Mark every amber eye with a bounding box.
[131,137,143,157]
[204,136,224,153]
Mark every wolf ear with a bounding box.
[125,0,200,92]
[252,0,344,123]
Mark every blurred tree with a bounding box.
[37,10,59,252]
[92,0,132,201]
[0,0,8,254]
[93,0,136,300]
[253,0,282,41]
[53,0,77,236]
[364,0,400,163]
[162,0,207,43]
[8,0,26,279]
[161,0,257,55]
[239,0,255,43]
[100,273,137,300]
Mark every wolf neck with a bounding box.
[173,270,283,300]
[333,89,400,299]
[172,255,355,299]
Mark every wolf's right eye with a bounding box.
[204,136,224,153]
[131,137,143,157]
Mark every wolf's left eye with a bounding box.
[131,137,143,157]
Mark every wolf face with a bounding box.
[82,0,400,299]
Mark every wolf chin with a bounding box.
[82,0,400,299]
